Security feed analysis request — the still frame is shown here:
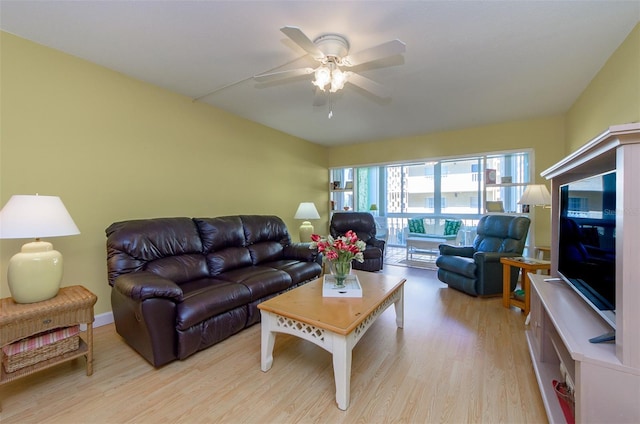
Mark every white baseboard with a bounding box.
[79,311,114,331]
[94,311,114,327]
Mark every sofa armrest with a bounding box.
[439,244,474,257]
[113,271,183,302]
[284,242,320,263]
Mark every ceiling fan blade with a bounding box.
[280,26,325,60]
[346,73,391,99]
[254,68,314,82]
[343,39,406,67]
[313,88,328,106]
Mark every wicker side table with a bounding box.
[0,285,97,409]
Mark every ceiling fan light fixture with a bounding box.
[312,66,331,91]
[330,68,349,93]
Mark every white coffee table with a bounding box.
[257,271,405,410]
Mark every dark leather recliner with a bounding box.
[435,214,530,296]
[330,212,385,272]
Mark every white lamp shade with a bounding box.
[294,202,320,220]
[518,184,551,207]
[0,195,80,239]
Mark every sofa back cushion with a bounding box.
[106,217,207,286]
[194,217,252,274]
[240,215,291,263]
[206,247,254,275]
[240,215,291,245]
[194,215,291,274]
[194,216,246,252]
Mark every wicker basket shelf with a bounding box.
[1,339,88,384]
[3,333,80,373]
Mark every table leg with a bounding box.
[394,286,404,329]
[260,311,276,372]
[502,263,511,309]
[331,335,352,410]
[523,272,531,316]
[86,321,94,376]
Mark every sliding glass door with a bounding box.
[331,150,532,247]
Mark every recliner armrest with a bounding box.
[284,242,320,263]
[439,244,474,257]
[474,251,517,263]
[367,237,385,250]
[113,271,183,302]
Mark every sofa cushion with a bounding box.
[217,266,291,301]
[444,219,462,236]
[145,254,209,284]
[248,241,285,265]
[194,217,245,252]
[177,279,252,330]
[263,259,322,285]
[408,218,425,234]
[206,247,253,275]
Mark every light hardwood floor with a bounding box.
[0,266,547,423]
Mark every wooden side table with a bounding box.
[0,285,97,409]
[500,257,550,315]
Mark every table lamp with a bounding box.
[294,202,320,242]
[0,194,80,303]
[518,184,551,209]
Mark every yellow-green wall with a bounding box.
[0,32,328,313]
[565,24,640,152]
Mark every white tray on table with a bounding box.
[322,274,363,298]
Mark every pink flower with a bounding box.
[308,232,367,264]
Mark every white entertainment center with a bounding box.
[527,123,640,423]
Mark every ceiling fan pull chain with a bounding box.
[328,93,334,119]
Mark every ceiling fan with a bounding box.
[254,26,406,106]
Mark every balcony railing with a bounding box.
[375,214,481,247]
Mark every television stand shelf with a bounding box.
[527,274,640,423]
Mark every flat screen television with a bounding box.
[558,170,616,331]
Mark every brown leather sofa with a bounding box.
[106,215,322,367]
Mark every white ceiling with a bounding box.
[1,1,639,146]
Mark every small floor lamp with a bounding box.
[518,184,551,255]
[294,202,320,242]
[0,194,80,303]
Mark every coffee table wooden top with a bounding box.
[258,271,406,336]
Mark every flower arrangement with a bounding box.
[310,230,366,264]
